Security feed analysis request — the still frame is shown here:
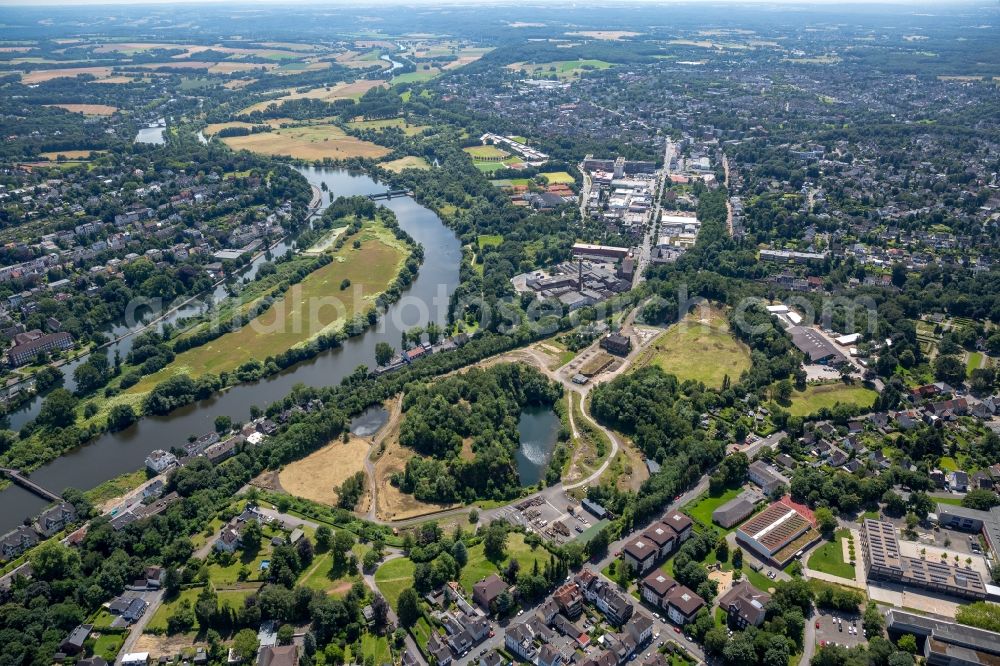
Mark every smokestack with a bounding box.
[578,259,583,291]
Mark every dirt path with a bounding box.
[365,396,403,521]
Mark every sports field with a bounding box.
[463,145,509,159]
[222,123,390,160]
[785,383,877,417]
[540,171,575,184]
[636,305,750,388]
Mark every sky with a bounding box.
[0,0,984,5]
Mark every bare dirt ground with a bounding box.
[133,633,203,657]
[279,436,370,506]
[373,433,460,521]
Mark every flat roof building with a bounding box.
[860,519,986,600]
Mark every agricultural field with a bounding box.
[47,103,118,115]
[278,436,370,507]
[785,383,878,418]
[38,150,103,160]
[201,118,294,136]
[380,156,431,173]
[507,59,614,79]
[20,66,114,83]
[565,31,642,40]
[123,222,406,394]
[221,123,390,160]
[635,306,751,388]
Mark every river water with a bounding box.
[0,167,461,531]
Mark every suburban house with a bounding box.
[257,645,298,666]
[718,581,770,628]
[473,573,509,611]
[1,526,39,561]
[144,449,178,474]
[34,501,77,537]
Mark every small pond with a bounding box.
[515,405,561,486]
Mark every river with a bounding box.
[0,167,461,531]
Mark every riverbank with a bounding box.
[0,167,462,533]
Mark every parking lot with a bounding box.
[496,494,594,545]
[814,610,864,650]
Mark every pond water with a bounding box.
[515,405,561,486]
[350,405,389,438]
[135,125,166,145]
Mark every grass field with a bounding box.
[477,234,503,248]
[636,305,750,388]
[125,223,406,393]
[279,436,370,507]
[297,551,362,596]
[47,103,117,115]
[463,145,509,159]
[391,69,440,85]
[91,632,125,661]
[373,557,416,607]
[238,80,386,114]
[473,159,520,173]
[457,533,548,595]
[348,118,428,136]
[507,59,614,79]
[539,171,575,184]
[785,383,878,418]
[222,123,390,160]
[683,486,741,528]
[807,529,855,580]
[967,352,983,375]
[380,156,431,172]
[147,588,257,633]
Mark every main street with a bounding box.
[633,138,674,289]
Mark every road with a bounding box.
[115,589,165,663]
[722,153,734,237]
[633,138,674,289]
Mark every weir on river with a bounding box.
[0,166,462,532]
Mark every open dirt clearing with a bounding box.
[279,436,370,506]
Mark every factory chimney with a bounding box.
[578,259,583,291]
